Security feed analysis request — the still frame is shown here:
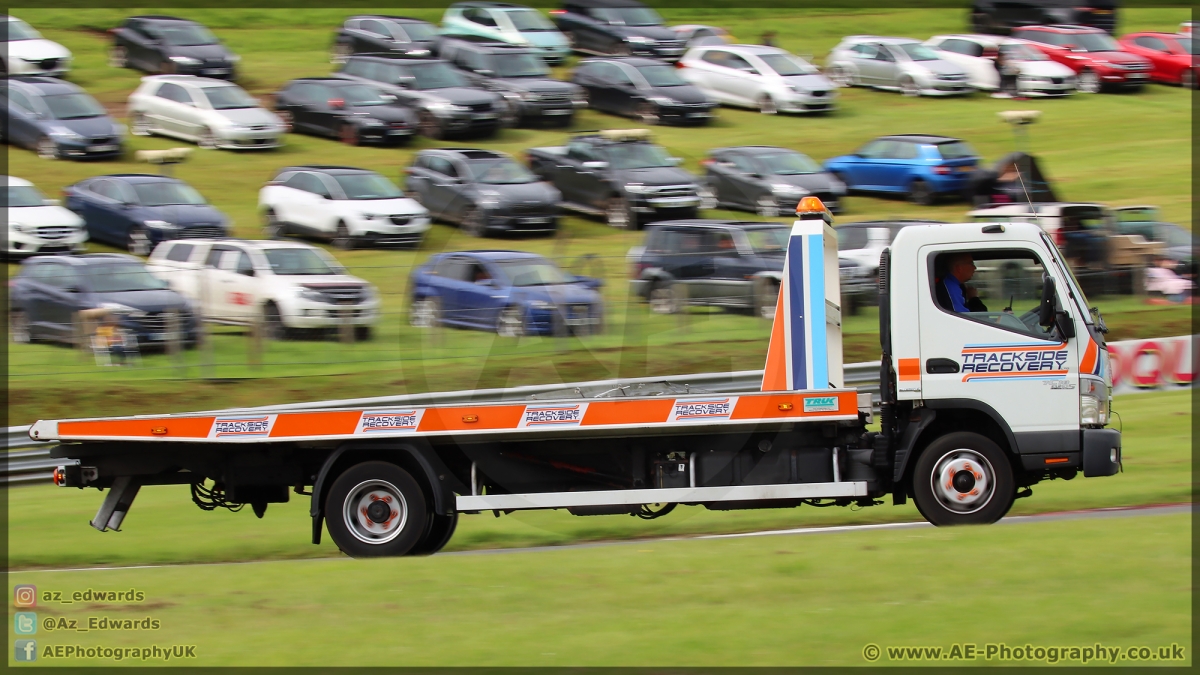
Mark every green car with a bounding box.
[441,2,571,65]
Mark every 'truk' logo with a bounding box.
[802,396,838,412]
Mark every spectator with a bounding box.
[94,314,128,366]
[1145,257,1193,304]
[761,31,777,47]
[991,48,1019,99]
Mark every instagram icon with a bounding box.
[13,585,36,608]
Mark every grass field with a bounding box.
[5,7,1193,423]
[6,512,1190,666]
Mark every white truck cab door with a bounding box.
[914,244,1079,441]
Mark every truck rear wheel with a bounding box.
[325,461,429,558]
[911,432,1015,526]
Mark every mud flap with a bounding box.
[91,476,141,532]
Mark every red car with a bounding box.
[1118,32,1197,89]
[1012,25,1153,93]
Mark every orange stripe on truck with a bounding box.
[760,289,789,392]
[59,417,216,439]
[731,392,854,419]
[270,411,361,437]
[582,400,675,426]
[897,358,920,381]
[418,405,526,432]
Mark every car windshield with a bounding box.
[593,7,664,27]
[745,227,790,254]
[467,159,538,184]
[407,62,468,89]
[1073,32,1119,52]
[203,86,258,109]
[493,52,550,77]
[507,9,556,31]
[7,185,46,207]
[43,93,106,120]
[758,53,818,75]
[1000,43,1047,61]
[132,182,207,206]
[158,23,219,46]
[398,21,437,41]
[934,141,976,160]
[1163,225,1193,248]
[898,42,939,61]
[757,151,823,175]
[496,259,571,286]
[605,143,674,169]
[638,64,687,86]
[333,173,403,199]
[4,18,41,41]
[340,84,389,106]
[86,263,170,292]
[1177,37,1197,54]
[263,248,339,275]
[1115,207,1159,223]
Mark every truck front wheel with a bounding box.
[325,461,429,558]
[911,432,1015,526]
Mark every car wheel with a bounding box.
[755,195,780,218]
[900,76,921,97]
[331,42,352,65]
[340,122,360,146]
[461,206,486,237]
[262,208,286,239]
[499,97,520,128]
[126,227,151,256]
[1077,69,1100,94]
[614,42,632,57]
[324,461,429,558]
[130,112,152,136]
[648,282,680,315]
[496,305,526,337]
[108,45,128,68]
[605,195,633,229]
[636,100,659,125]
[1181,69,1196,90]
[262,302,287,340]
[354,326,372,342]
[755,281,779,320]
[829,65,854,87]
[757,93,778,114]
[36,136,58,160]
[10,310,31,344]
[417,110,443,139]
[198,128,218,149]
[698,185,718,211]
[909,179,934,206]
[277,110,294,133]
[159,58,176,75]
[911,432,1015,527]
[333,221,354,250]
[409,296,441,328]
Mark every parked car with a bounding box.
[331,15,439,64]
[1011,25,1151,93]
[333,55,503,139]
[259,165,430,249]
[835,219,948,275]
[273,77,417,144]
[571,56,716,124]
[127,75,285,150]
[526,129,706,229]
[924,34,1076,95]
[63,174,230,256]
[678,44,837,114]
[823,134,980,205]
[1181,22,1194,36]
[670,24,731,49]
[441,2,572,65]
[409,250,603,337]
[10,253,197,347]
[145,239,379,340]
[3,15,71,77]
[967,201,1112,268]
[1117,32,1197,89]
[702,146,847,216]
[1111,206,1193,272]
[437,36,585,126]
[825,36,973,97]
[405,149,560,237]
[969,0,1117,35]
[6,176,88,257]
[108,15,239,79]
[550,0,686,61]
[3,76,125,160]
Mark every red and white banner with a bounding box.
[1107,335,1195,395]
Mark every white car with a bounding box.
[3,16,71,77]
[259,165,430,250]
[127,75,285,150]
[678,44,837,113]
[145,238,380,339]
[6,176,87,256]
[825,36,973,97]
[925,34,1076,96]
[670,24,731,49]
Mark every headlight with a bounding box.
[626,36,656,45]
[649,96,676,106]
[168,56,202,66]
[10,221,29,233]
[529,300,554,309]
[428,102,470,115]
[788,84,807,94]
[297,288,327,303]
[360,213,384,220]
[770,184,807,195]
[625,185,651,194]
[48,127,83,140]
[478,190,501,207]
[1080,376,1109,426]
[99,302,137,314]
[228,54,241,63]
[360,118,384,126]
[143,220,177,230]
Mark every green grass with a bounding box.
[6,7,1192,423]
[8,389,1189,570]
[6,512,1191,666]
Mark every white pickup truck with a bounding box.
[145,238,379,340]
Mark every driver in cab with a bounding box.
[937,253,988,313]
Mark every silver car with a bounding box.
[678,44,837,113]
[826,36,972,97]
[127,75,285,150]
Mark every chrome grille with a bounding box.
[467,102,493,112]
[389,215,412,226]
[568,303,590,319]
[177,226,225,239]
[135,312,168,334]
[305,285,366,305]
[534,93,573,104]
[648,185,697,198]
[36,226,77,240]
[510,204,553,216]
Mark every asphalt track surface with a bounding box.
[21,502,1190,574]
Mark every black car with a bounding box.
[273,77,417,145]
[704,146,848,217]
[331,15,439,64]
[63,174,229,256]
[551,0,686,61]
[9,253,197,348]
[970,0,1118,35]
[334,55,503,139]
[3,77,126,161]
[108,15,239,79]
[571,57,715,125]
[405,148,561,237]
[437,36,585,127]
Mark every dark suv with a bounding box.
[272,77,418,145]
[551,0,686,61]
[437,36,586,127]
[970,0,1118,35]
[108,15,239,79]
[334,55,504,139]
[331,15,439,63]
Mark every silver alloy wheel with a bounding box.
[900,76,920,97]
[637,100,659,125]
[830,65,853,87]
[410,297,438,328]
[127,227,150,256]
[1077,70,1100,94]
[499,98,519,127]
[606,196,631,229]
[497,305,525,337]
[929,448,996,515]
[757,94,778,114]
[36,137,58,160]
[262,209,284,239]
[10,311,30,344]
[277,110,293,132]
[331,42,352,65]
[649,284,678,314]
[109,45,128,68]
[462,207,485,237]
[342,479,409,545]
[198,128,218,149]
[756,195,780,218]
[333,222,353,250]
[262,303,285,340]
[130,112,151,136]
[698,185,717,210]
[909,180,932,206]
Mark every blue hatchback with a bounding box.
[63,174,230,256]
[823,134,978,206]
[409,251,603,337]
[4,76,126,160]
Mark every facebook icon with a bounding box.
[14,639,37,662]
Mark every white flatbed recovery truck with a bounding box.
[36,198,1121,557]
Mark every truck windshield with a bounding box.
[333,173,402,199]
[133,182,207,206]
[407,62,468,90]
[605,143,673,169]
[1040,232,1092,322]
[86,264,170,292]
[7,185,46,207]
[467,159,538,184]
[745,227,790,254]
[507,9,556,31]
[496,259,571,286]
[263,248,339,275]
[493,52,549,78]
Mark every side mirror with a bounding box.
[476,278,494,286]
[66,286,82,294]
[581,160,608,170]
[1054,310,1076,339]
[1037,273,1056,327]
[239,268,255,277]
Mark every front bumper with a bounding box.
[777,92,838,113]
[654,102,717,123]
[118,313,198,348]
[285,301,379,329]
[351,217,430,246]
[438,111,501,135]
[1017,75,1075,96]
[11,56,70,77]
[356,122,415,143]
[515,99,578,121]
[482,209,558,234]
[7,228,88,255]
[52,137,124,160]
[1100,69,1151,86]
[214,128,283,150]
[630,194,701,215]
[918,79,973,96]
[526,303,601,335]
[173,63,236,80]
[1082,427,1122,477]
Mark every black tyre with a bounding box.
[262,302,287,341]
[262,208,286,239]
[126,226,151,256]
[354,326,372,341]
[605,195,634,229]
[333,221,354,250]
[909,179,934,206]
[461,206,486,237]
[408,511,459,556]
[109,45,128,68]
[911,431,1015,526]
[409,296,441,328]
[418,110,444,139]
[648,281,680,315]
[755,281,779,320]
[324,461,429,558]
